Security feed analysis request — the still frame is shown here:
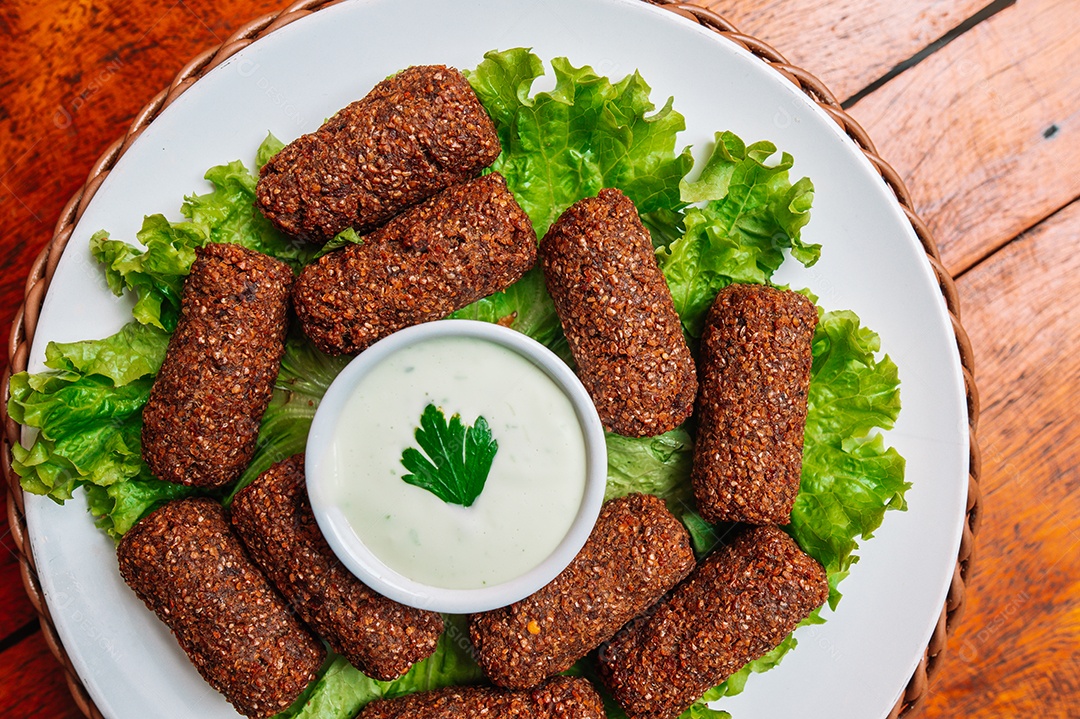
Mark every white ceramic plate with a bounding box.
[23,0,968,717]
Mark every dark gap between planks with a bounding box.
[841,0,1017,109]
[0,618,39,656]
[954,194,1080,282]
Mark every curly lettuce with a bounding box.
[11,134,309,535]
[792,310,907,606]
[454,48,694,346]
[89,134,310,330]
[9,48,909,719]
[467,48,693,238]
[7,321,194,536]
[660,131,818,336]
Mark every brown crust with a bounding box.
[539,188,696,437]
[355,676,606,719]
[0,9,982,719]
[256,64,501,244]
[597,525,829,719]
[691,283,818,524]
[115,497,324,719]
[292,172,536,355]
[469,493,695,689]
[230,454,444,681]
[140,242,293,488]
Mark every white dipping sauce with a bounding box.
[328,334,587,590]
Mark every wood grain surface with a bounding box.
[920,199,1080,719]
[850,0,1080,274]
[0,630,84,718]
[0,506,37,641]
[707,0,989,101]
[0,0,1075,717]
[0,0,282,341]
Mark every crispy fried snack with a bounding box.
[231,454,444,681]
[597,525,828,719]
[141,242,292,488]
[539,189,696,437]
[355,676,606,719]
[469,494,695,689]
[293,173,536,355]
[117,498,324,719]
[691,283,818,524]
[256,64,500,243]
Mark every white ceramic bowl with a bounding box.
[306,319,607,613]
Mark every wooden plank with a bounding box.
[0,0,287,710]
[849,0,1080,274]
[920,200,1080,719]
[0,0,284,347]
[0,503,38,644]
[700,0,988,101]
[0,629,84,718]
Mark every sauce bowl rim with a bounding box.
[305,319,608,613]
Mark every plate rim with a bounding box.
[0,1,982,718]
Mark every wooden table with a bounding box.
[0,0,1076,717]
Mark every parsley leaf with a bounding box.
[400,404,498,507]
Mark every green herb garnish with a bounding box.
[399,403,498,507]
[7,49,911,719]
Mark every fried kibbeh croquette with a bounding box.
[539,189,696,437]
[256,64,501,244]
[691,283,818,524]
[117,498,324,719]
[356,676,606,719]
[293,172,536,355]
[141,243,292,488]
[597,525,828,719]
[469,494,695,689]
[231,454,444,681]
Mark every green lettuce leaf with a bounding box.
[684,707,731,719]
[678,511,736,558]
[694,310,906,707]
[9,372,151,499]
[43,320,169,385]
[790,310,907,608]
[225,333,351,504]
[659,131,819,336]
[90,218,202,331]
[466,48,693,238]
[604,428,694,507]
[7,322,190,535]
[84,478,195,537]
[275,616,483,719]
[256,131,286,170]
[641,207,686,250]
[181,153,313,269]
[310,227,363,262]
[91,134,311,330]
